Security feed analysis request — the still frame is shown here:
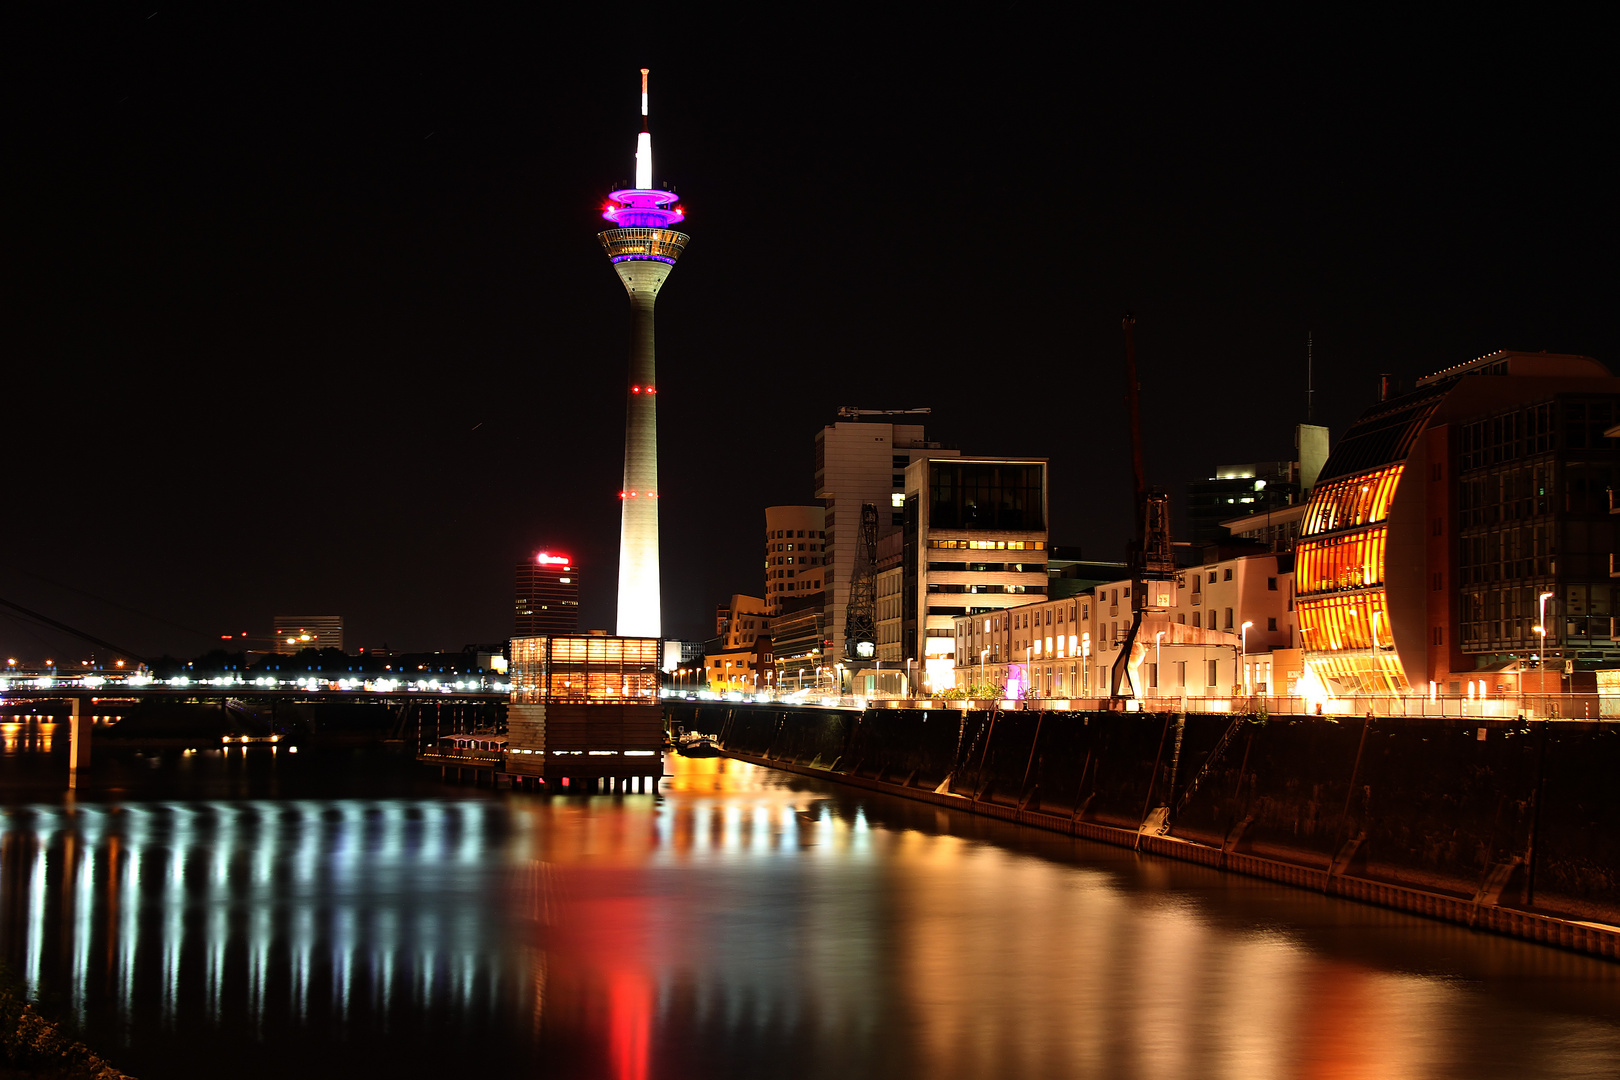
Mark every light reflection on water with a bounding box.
[0,754,1618,1078]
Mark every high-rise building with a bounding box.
[764,506,826,616]
[1187,424,1329,545]
[514,552,580,636]
[1296,350,1620,698]
[902,455,1049,692]
[815,420,958,666]
[272,615,342,654]
[600,69,689,640]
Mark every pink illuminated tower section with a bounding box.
[600,69,688,639]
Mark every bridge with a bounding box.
[1,674,510,788]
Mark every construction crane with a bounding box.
[835,407,931,419]
[1109,313,1178,701]
[843,504,881,662]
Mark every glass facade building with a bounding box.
[1297,351,1620,697]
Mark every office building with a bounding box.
[1296,350,1620,698]
[273,615,342,654]
[600,69,689,639]
[764,506,827,616]
[515,552,580,636]
[1186,424,1330,546]
[816,419,958,667]
[902,455,1048,693]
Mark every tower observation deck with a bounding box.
[600,69,689,640]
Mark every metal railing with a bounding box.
[664,687,1620,719]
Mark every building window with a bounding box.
[1433,626,1444,645]
[1433,572,1443,591]
[1223,569,1233,581]
[1207,659,1219,687]
[1193,612,1201,628]
[1267,577,1277,591]
[1267,617,1277,631]
[1225,608,1234,629]
[1208,572,1217,584]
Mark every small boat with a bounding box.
[676,732,720,757]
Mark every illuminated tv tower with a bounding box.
[600,68,688,639]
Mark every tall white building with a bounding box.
[814,421,957,667]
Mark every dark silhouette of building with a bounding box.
[515,553,580,636]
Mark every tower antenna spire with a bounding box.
[1307,330,1314,423]
[634,69,653,189]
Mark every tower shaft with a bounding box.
[613,256,672,637]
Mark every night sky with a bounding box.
[4,7,1614,661]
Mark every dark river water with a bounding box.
[3,733,1620,1078]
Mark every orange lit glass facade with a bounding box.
[1296,526,1388,594]
[1297,464,1409,693]
[512,635,662,702]
[1300,465,1402,536]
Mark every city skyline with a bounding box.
[4,10,1615,658]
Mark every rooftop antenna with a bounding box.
[1307,330,1314,424]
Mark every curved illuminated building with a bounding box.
[1297,351,1620,696]
[600,69,688,639]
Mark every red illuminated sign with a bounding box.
[536,553,571,566]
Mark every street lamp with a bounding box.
[1241,622,1254,695]
[1081,633,1091,696]
[905,657,914,698]
[1538,590,1556,698]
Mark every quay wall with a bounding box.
[668,702,1620,957]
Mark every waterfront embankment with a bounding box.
[668,701,1620,959]
[0,968,130,1079]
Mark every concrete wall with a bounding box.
[669,702,1620,927]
